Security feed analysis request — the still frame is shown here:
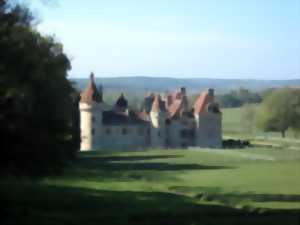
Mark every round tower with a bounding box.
[79,72,103,151]
[150,95,166,147]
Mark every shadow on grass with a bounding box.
[79,154,183,161]
[1,183,300,225]
[65,154,234,182]
[76,154,233,171]
[196,193,300,203]
[169,186,300,206]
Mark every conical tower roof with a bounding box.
[80,72,102,104]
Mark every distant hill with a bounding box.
[71,76,300,95]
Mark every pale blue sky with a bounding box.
[31,0,300,79]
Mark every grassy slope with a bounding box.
[2,145,300,225]
[2,107,300,225]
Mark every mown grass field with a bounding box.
[222,106,297,139]
[1,107,300,225]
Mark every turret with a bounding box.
[79,72,103,151]
[114,93,128,112]
[193,89,222,148]
[150,95,166,147]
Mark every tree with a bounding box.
[257,88,300,138]
[241,104,257,133]
[216,88,262,108]
[217,93,242,108]
[0,0,79,175]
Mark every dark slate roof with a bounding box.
[142,94,155,113]
[115,94,128,109]
[102,110,149,126]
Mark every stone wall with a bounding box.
[80,105,222,151]
[195,112,222,148]
[167,119,195,148]
[93,124,149,150]
[150,111,166,147]
[79,102,103,151]
[79,102,93,151]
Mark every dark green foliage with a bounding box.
[217,88,262,108]
[217,92,243,108]
[0,0,79,175]
[257,88,300,138]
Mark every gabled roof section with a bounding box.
[193,90,214,114]
[167,99,183,118]
[151,95,166,112]
[165,87,188,119]
[80,72,102,104]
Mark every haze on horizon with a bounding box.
[31,0,300,80]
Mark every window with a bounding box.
[180,129,195,138]
[92,128,95,135]
[138,127,144,135]
[105,128,111,134]
[158,131,161,137]
[92,116,96,122]
[180,130,186,137]
[122,128,128,135]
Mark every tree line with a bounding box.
[0,0,80,176]
[216,88,263,108]
[239,88,300,138]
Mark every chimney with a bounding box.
[180,87,186,96]
[90,72,95,82]
[167,95,173,106]
[208,88,214,97]
[98,84,103,102]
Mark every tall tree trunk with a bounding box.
[281,130,286,138]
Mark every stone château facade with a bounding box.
[79,73,222,151]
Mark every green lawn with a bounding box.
[222,106,298,139]
[2,106,300,225]
[222,107,246,134]
[2,143,300,225]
